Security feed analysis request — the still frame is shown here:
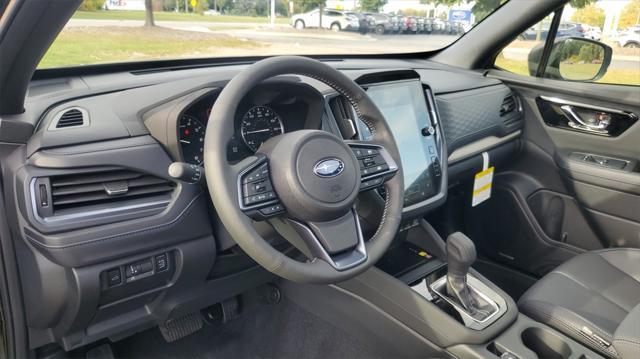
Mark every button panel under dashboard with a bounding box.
[102,252,172,290]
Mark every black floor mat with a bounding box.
[112,296,380,359]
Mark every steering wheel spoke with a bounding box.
[236,155,286,219]
[286,209,367,271]
[346,142,399,192]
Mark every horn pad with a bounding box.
[258,130,360,222]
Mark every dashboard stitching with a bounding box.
[24,192,204,250]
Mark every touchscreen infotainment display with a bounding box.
[366,80,437,206]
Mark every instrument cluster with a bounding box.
[177,83,322,164]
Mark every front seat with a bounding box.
[518,248,640,358]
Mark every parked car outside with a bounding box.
[364,13,392,35]
[291,9,359,32]
[416,17,426,33]
[405,16,419,34]
[618,29,640,48]
[557,22,585,37]
[389,15,407,33]
[345,12,371,34]
[521,22,584,40]
[584,25,602,41]
[432,18,446,33]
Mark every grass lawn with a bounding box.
[73,10,290,24]
[495,56,640,86]
[38,26,263,68]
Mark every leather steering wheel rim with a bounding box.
[204,56,404,284]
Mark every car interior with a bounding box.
[0,0,638,358]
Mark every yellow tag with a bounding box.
[472,166,494,207]
[190,0,197,7]
[418,251,428,257]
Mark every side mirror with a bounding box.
[527,37,612,81]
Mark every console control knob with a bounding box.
[168,162,203,184]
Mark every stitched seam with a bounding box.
[299,72,375,135]
[371,185,391,240]
[614,338,640,346]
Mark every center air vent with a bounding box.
[48,107,89,130]
[48,169,175,212]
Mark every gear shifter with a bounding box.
[445,232,491,320]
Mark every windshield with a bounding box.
[38,0,507,69]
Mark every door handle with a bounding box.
[560,105,610,134]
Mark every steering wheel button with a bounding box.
[259,202,284,216]
[243,180,273,197]
[363,158,376,167]
[353,148,364,158]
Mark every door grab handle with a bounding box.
[560,105,610,134]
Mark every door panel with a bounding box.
[469,71,640,276]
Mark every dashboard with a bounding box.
[4,59,523,352]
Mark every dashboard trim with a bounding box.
[448,130,521,164]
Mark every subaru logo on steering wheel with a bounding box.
[313,158,344,178]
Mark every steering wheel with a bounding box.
[204,56,404,284]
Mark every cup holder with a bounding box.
[521,327,572,359]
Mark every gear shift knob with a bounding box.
[446,232,476,277]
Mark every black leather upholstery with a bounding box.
[519,248,640,358]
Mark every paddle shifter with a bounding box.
[445,232,492,321]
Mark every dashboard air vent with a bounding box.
[499,93,523,129]
[49,107,89,130]
[499,95,517,117]
[329,96,358,139]
[49,169,175,212]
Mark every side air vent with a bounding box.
[48,107,89,130]
[328,96,358,139]
[500,95,517,117]
[32,169,177,229]
[47,169,175,212]
[499,93,523,129]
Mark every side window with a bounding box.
[495,14,554,77]
[495,1,640,86]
